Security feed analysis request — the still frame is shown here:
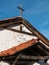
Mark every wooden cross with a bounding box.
[17,5,25,31]
[17,5,25,17]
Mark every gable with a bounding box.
[0,23,37,52]
[0,17,49,56]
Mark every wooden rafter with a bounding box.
[19,55,49,60]
[0,21,22,28]
[22,18,49,47]
[6,28,34,36]
[39,42,49,52]
[0,17,23,28]
[36,44,49,55]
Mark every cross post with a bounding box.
[17,5,25,17]
[17,5,25,31]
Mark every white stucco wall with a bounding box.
[0,25,37,51]
[0,61,9,65]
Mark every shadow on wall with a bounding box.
[0,60,49,65]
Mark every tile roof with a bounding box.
[0,39,38,57]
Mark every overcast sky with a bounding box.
[0,0,49,39]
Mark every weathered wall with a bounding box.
[0,25,37,51]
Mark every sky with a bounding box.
[0,0,49,39]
